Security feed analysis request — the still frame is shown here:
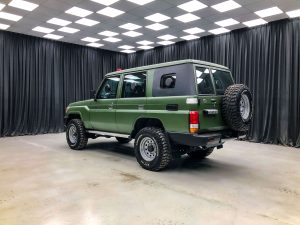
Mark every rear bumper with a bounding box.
[168,132,224,148]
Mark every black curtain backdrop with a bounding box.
[0,31,127,136]
[127,18,300,147]
[0,18,299,147]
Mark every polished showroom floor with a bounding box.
[0,133,299,225]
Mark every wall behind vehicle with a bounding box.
[0,31,128,137]
[1,18,299,148]
[126,18,300,147]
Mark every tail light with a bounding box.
[189,111,199,134]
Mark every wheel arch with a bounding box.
[65,112,82,126]
[131,117,165,138]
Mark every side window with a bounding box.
[122,72,147,98]
[196,67,215,95]
[97,76,120,99]
[161,74,176,89]
[152,64,196,97]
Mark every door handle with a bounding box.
[108,102,114,110]
[211,99,217,103]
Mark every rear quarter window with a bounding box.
[152,64,196,97]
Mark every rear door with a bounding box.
[195,66,233,132]
[116,72,147,134]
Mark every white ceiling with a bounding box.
[1,0,300,53]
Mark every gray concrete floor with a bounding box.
[0,134,299,225]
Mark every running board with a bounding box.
[87,130,130,139]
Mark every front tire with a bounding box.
[134,127,172,171]
[66,119,88,150]
[187,147,214,159]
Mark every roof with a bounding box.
[106,59,229,76]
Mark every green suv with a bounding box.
[65,59,253,171]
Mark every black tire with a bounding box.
[222,84,253,132]
[187,147,214,159]
[66,119,88,150]
[134,127,172,171]
[116,137,131,144]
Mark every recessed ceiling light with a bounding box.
[75,18,99,26]
[9,0,38,11]
[103,37,122,43]
[119,23,142,30]
[81,37,100,42]
[127,0,155,5]
[177,0,207,12]
[58,27,80,34]
[243,18,267,27]
[97,7,124,17]
[123,31,142,37]
[32,26,54,34]
[287,9,300,18]
[157,34,177,40]
[44,34,63,40]
[65,7,93,17]
[87,43,104,48]
[121,50,136,54]
[90,0,119,6]
[211,0,241,13]
[183,27,205,34]
[118,45,135,49]
[215,18,239,27]
[0,23,10,30]
[138,45,154,50]
[174,13,200,23]
[0,3,5,11]
[209,27,230,35]
[98,30,119,36]
[0,12,22,21]
[181,34,199,40]
[146,23,168,31]
[136,40,154,45]
[157,41,175,46]
[145,13,170,23]
[47,18,71,26]
[255,7,283,18]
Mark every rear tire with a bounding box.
[187,147,214,159]
[116,137,131,144]
[66,119,88,150]
[134,127,172,171]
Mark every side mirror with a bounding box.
[90,90,96,100]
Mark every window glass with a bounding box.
[152,64,196,97]
[212,70,234,95]
[161,74,176,89]
[195,67,215,95]
[98,76,120,99]
[122,72,146,98]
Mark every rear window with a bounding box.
[212,70,234,95]
[196,67,214,95]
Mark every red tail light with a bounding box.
[189,111,199,134]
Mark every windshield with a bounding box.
[212,69,234,95]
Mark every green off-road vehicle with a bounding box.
[65,59,253,171]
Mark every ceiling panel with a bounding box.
[0,0,299,53]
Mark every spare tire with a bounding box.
[222,84,253,132]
